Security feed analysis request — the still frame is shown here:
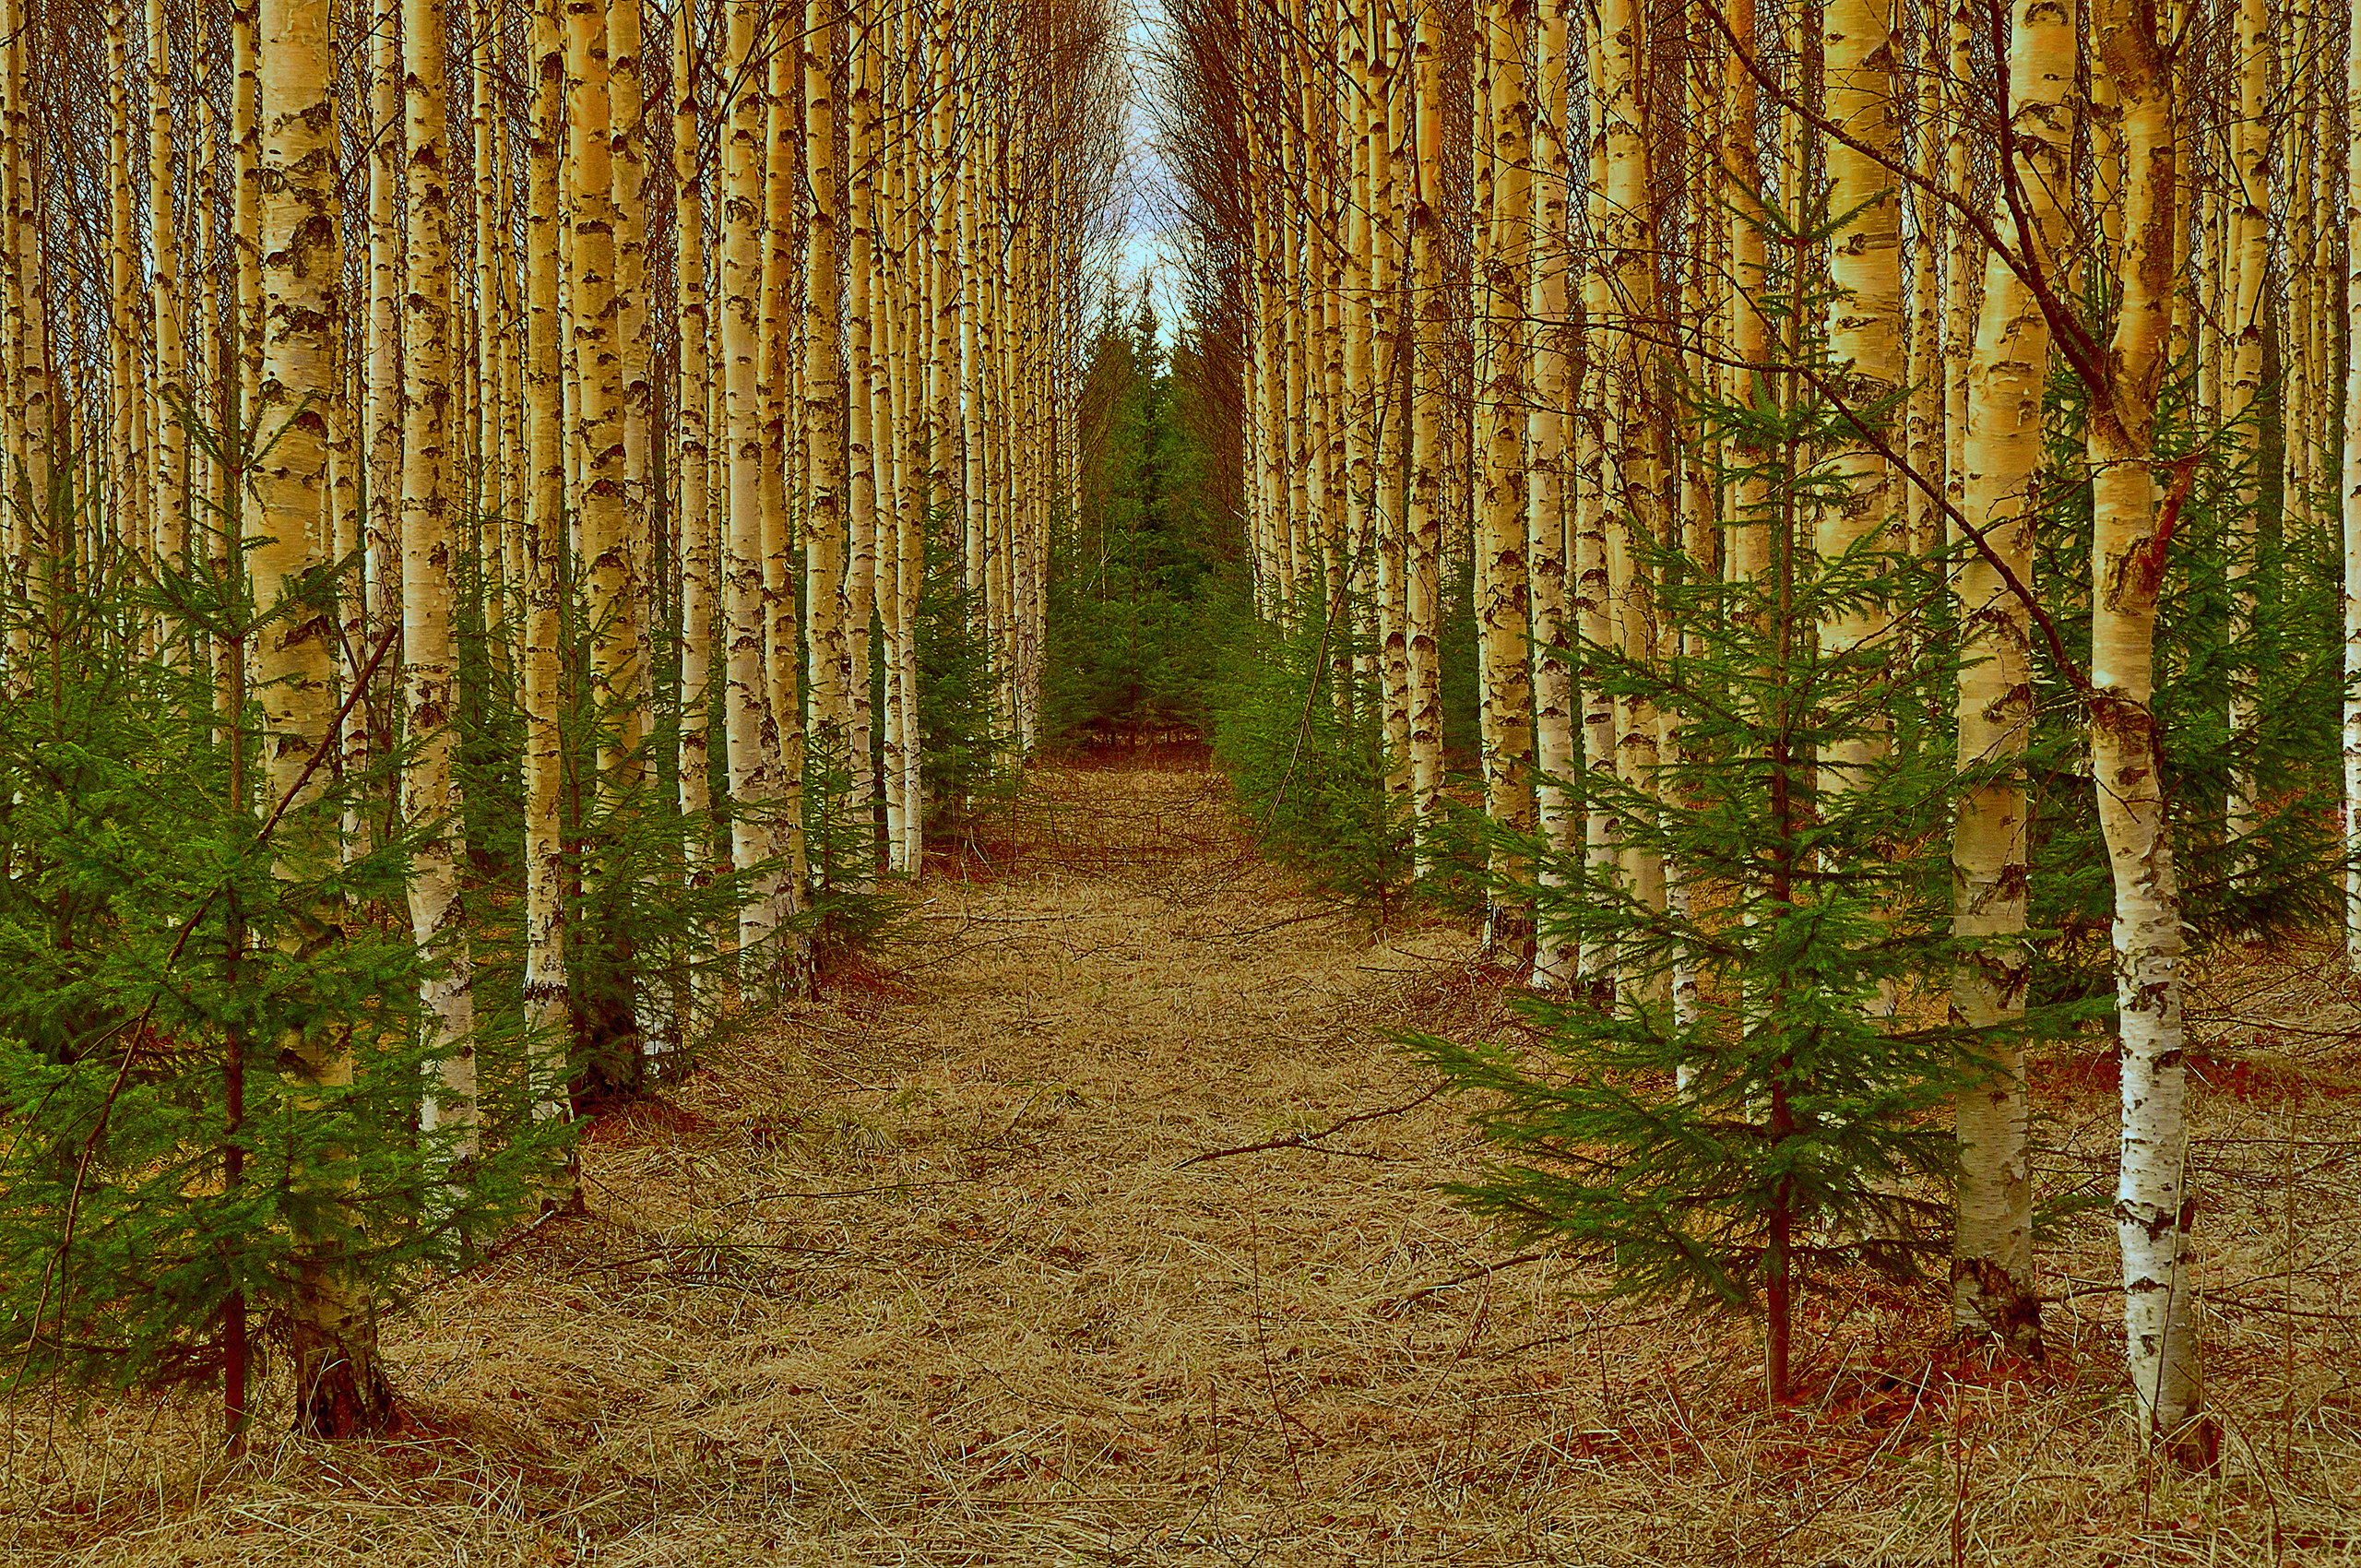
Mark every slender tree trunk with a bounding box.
[521,0,572,1120]
[362,0,402,853]
[1371,6,1411,801]
[1529,0,1577,987]
[1597,0,1663,964]
[108,0,148,563]
[2225,0,2269,848]
[2090,0,2211,1468]
[1406,0,1445,839]
[469,0,503,542]
[2345,0,2361,968]
[1942,0,1975,515]
[0,0,26,652]
[1904,3,1942,558]
[403,0,475,1159]
[1950,0,2071,1354]
[805,0,849,762]
[674,0,716,950]
[845,0,882,869]
[1576,109,1618,983]
[2,0,50,543]
[726,0,789,980]
[1477,0,1535,955]
[254,0,396,1435]
[148,0,187,583]
[758,16,809,970]
[610,0,651,760]
[569,0,632,784]
[1821,0,1904,757]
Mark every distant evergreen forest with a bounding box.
[1048,289,1489,769]
[1046,294,1237,741]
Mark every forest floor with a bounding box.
[8,751,2361,1566]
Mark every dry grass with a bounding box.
[6,756,2361,1565]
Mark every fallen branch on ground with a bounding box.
[1172,1084,1444,1170]
[1373,1251,1551,1317]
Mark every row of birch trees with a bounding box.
[0,0,1125,1435]
[1165,0,2354,1465]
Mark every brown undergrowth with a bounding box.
[6,759,2360,1564]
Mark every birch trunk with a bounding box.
[1942,0,1976,513]
[1477,0,1535,954]
[2090,0,2211,1466]
[1576,116,1617,981]
[610,0,648,633]
[521,0,571,1111]
[470,0,504,537]
[402,0,475,1158]
[758,18,808,960]
[610,0,653,759]
[1904,4,1942,556]
[2346,0,2361,967]
[675,0,715,910]
[0,0,28,620]
[108,0,148,560]
[1821,0,1904,777]
[2,0,49,537]
[1405,0,1445,838]
[877,110,910,872]
[845,0,882,862]
[1598,0,1663,954]
[1371,6,1411,798]
[253,0,396,1434]
[1344,3,1375,704]
[148,0,188,576]
[723,0,789,980]
[804,0,849,754]
[1529,0,1577,987]
[365,0,401,797]
[568,0,633,785]
[1951,0,2071,1353]
[2224,0,2269,847]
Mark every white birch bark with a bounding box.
[804,0,849,752]
[1821,0,1904,778]
[1951,0,2070,1351]
[729,0,792,978]
[2,0,50,619]
[147,0,188,577]
[253,0,394,1432]
[845,0,883,865]
[2090,0,2209,1465]
[1405,0,1445,838]
[402,0,476,1158]
[2224,0,2269,848]
[675,0,716,918]
[2346,0,2361,968]
[568,0,633,785]
[1477,0,1535,953]
[520,0,572,1110]
[1529,0,1578,987]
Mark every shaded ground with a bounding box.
[7,756,2361,1565]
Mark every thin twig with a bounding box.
[1374,1251,1551,1318]
[1173,1083,1443,1170]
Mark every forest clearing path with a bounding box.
[397,754,1630,1564]
[37,758,2361,1566]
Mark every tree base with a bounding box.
[2162,1412,2223,1474]
[1950,1256,2046,1360]
[290,1330,397,1439]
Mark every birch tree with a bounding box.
[404,0,475,1156]
[252,0,396,1433]
[1949,0,2071,1355]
